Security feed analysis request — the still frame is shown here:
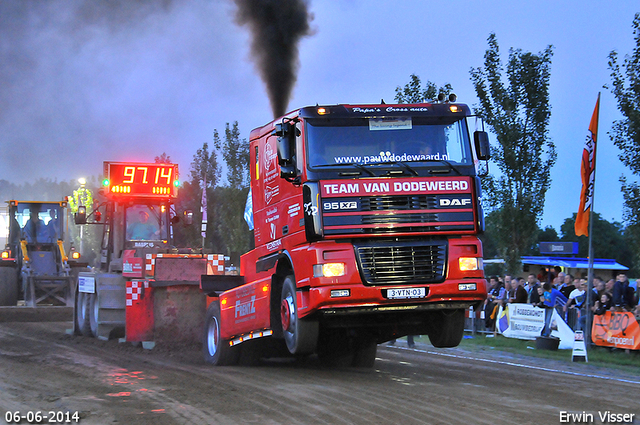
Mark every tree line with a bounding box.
[3,14,640,275]
[395,14,640,276]
[172,122,252,266]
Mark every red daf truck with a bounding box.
[201,101,490,367]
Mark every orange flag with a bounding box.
[575,94,600,237]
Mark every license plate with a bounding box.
[386,287,426,299]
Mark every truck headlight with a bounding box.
[313,263,346,278]
[459,257,482,271]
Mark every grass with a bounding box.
[405,333,640,375]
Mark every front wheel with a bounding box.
[280,275,318,355]
[203,301,239,366]
[426,309,465,348]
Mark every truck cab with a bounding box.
[203,102,490,367]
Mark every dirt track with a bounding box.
[0,320,638,425]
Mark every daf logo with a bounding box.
[323,201,358,210]
[304,202,318,216]
[439,198,472,207]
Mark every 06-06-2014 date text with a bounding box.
[4,411,80,424]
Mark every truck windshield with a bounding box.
[305,116,473,168]
[125,204,165,241]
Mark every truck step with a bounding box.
[200,274,245,296]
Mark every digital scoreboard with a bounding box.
[103,162,179,198]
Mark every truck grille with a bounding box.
[322,194,475,236]
[355,241,447,285]
[361,195,437,211]
[361,213,438,224]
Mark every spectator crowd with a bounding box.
[483,268,640,334]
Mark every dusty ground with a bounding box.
[0,320,638,425]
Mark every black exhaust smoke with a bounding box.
[234,0,313,118]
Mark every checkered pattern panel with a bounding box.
[125,280,145,306]
[144,253,226,276]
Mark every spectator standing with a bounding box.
[592,277,605,302]
[537,267,546,283]
[502,275,513,295]
[578,277,605,333]
[565,279,587,330]
[532,286,545,308]
[509,278,528,304]
[593,292,613,316]
[555,271,566,290]
[630,279,640,316]
[537,267,555,284]
[605,278,615,293]
[612,273,635,312]
[541,282,568,337]
[407,335,415,348]
[559,274,576,299]
[484,276,504,330]
[500,276,513,306]
[525,273,541,304]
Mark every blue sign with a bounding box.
[539,242,579,255]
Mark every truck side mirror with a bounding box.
[276,123,294,165]
[274,122,299,180]
[474,131,491,161]
[74,206,87,225]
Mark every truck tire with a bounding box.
[75,289,92,337]
[317,329,354,367]
[352,339,377,368]
[280,275,318,355]
[0,267,19,306]
[203,301,239,366]
[427,309,465,348]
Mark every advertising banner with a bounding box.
[496,303,575,349]
[592,311,640,350]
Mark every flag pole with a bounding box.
[201,174,207,253]
[585,92,600,349]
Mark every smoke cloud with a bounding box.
[0,0,253,184]
[234,0,313,118]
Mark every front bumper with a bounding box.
[297,278,486,318]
